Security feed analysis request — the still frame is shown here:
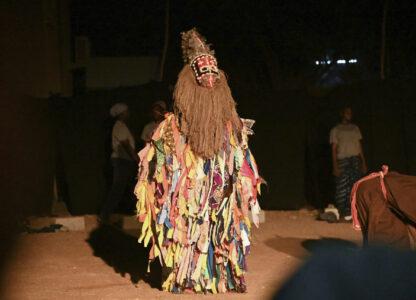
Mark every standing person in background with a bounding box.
[330,106,367,222]
[140,101,167,144]
[99,103,139,221]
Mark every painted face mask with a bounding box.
[190,54,220,88]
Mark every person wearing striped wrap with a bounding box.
[330,107,367,222]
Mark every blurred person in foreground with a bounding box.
[99,103,139,221]
[274,244,416,300]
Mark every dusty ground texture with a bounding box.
[1,210,361,300]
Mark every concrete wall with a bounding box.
[0,2,68,277]
[85,56,159,90]
[52,79,416,214]
[0,89,55,293]
[0,1,59,219]
[244,91,307,210]
[1,2,415,216]
[1,92,55,217]
[1,81,413,216]
[0,0,72,99]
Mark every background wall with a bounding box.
[85,56,159,90]
[1,1,415,215]
[50,79,416,214]
[54,83,172,214]
[0,0,72,99]
[0,91,55,289]
[304,80,416,208]
[0,1,65,279]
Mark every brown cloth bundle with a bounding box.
[355,171,416,250]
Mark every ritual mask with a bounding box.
[190,54,220,88]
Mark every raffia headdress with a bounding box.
[173,28,242,159]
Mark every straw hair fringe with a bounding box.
[181,28,214,64]
[174,65,242,159]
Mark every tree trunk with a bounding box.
[158,0,170,82]
[380,0,389,80]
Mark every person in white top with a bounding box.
[140,101,167,144]
[100,103,139,221]
[329,107,367,222]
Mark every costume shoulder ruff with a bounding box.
[135,113,261,294]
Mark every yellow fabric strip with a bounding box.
[143,228,153,247]
[211,278,218,294]
[167,228,174,239]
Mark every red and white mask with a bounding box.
[190,54,220,88]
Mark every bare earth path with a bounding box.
[2,211,361,300]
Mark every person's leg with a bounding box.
[345,156,362,218]
[99,158,132,220]
[118,160,138,214]
[335,158,349,217]
[127,161,138,206]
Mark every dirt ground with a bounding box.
[1,210,362,300]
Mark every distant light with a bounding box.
[315,58,358,66]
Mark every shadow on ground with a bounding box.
[86,224,162,289]
[302,238,358,253]
[264,235,310,258]
[265,235,358,258]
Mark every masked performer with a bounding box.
[134,28,261,294]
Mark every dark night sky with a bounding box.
[71,0,416,82]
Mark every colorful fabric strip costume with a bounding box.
[135,28,261,294]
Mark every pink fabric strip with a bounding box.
[350,165,389,230]
[169,168,188,219]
